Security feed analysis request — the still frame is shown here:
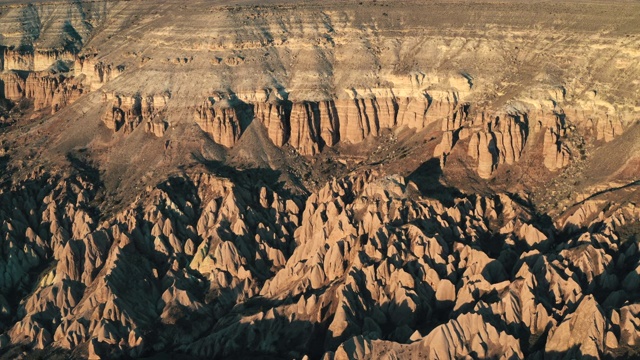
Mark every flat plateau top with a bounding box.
[1,0,638,5]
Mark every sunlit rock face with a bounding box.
[0,0,639,359]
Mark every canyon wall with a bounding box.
[0,0,636,180]
[2,48,75,72]
[185,88,633,178]
[1,50,633,179]
[102,92,169,136]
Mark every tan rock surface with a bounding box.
[0,0,638,359]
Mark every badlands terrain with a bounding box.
[0,0,639,358]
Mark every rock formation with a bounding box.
[0,167,636,359]
[543,123,572,171]
[102,92,169,134]
[0,72,25,102]
[25,73,61,111]
[75,54,125,92]
[0,0,639,359]
[193,96,249,146]
[3,48,74,72]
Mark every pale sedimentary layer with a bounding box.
[0,0,635,178]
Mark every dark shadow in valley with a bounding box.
[66,151,102,188]
[543,347,600,360]
[192,154,305,201]
[0,155,8,182]
[66,151,104,220]
[407,158,463,207]
[153,283,332,360]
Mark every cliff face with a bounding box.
[192,95,440,155]
[102,92,169,135]
[0,1,639,359]
[0,0,636,178]
[0,72,25,102]
[75,54,125,91]
[186,87,632,178]
[2,48,75,72]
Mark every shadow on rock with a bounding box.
[407,158,463,207]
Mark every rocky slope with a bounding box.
[0,0,639,359]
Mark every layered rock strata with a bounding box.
[2,48,75,72]
[102,92,170,135]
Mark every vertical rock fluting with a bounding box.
[318,100,341,148]
[467,112,528,178]
[193,98,244,146]
[24,73,60,111]
[0,46,84,114]
[468,131,498,179]
[541,113,571,171]
[193,92,461,154]
[2,48,74,72]
[254,102,289,147]
[288,101,340,155]
[75,54,124,91]
[0,72,26,102]
[493,113,528,165]
[1,71,84,113]
[3,48,34,71]
[103,92,169,135]
[289,102,321,156]
[334,98,370,143]
[594,117,624,143]
[189,90,626,180]
[395,96,428,128]
[434,103,471,158]
[434,131,455,159]
[543,123,571,171]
